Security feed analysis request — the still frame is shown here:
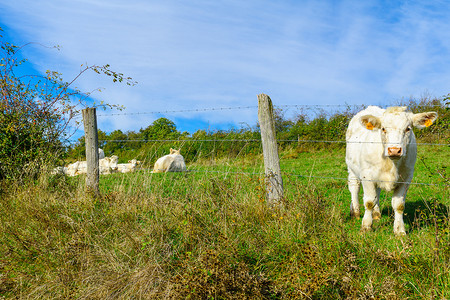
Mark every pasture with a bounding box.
[0,145,449,299]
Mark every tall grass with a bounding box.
[1,145,448,299]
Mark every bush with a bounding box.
[0,28,134,179]
[0,35,64,179]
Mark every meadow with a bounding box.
[1,143,449,299]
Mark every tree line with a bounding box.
[65,98,449,166]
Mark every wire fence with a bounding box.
[71,103,449,189]
[98,138,450,146]
[90,103,446,117]
[89,138,450,187]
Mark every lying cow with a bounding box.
[99,155,119,174]
[66,161,81,176]
[117,159,141,173]
[152,148,187,173]
[346,106,438,235]
[66,155,119,176]
[51,166,68,175]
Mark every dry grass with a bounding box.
[1,147,449,299]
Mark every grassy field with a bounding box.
[1,145,449,299]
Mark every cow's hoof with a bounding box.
[361,226,372,232]
[372,211,381,220]
[394,222,406,236]
[350,211,360,219]
[394,230,406,236]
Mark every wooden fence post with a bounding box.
[258,94,284,207]
[82,107,99,195]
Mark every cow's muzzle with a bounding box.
[387,147,402,158]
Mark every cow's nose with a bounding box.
[388,147,402,157]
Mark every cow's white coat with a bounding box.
[117,159,141,173]
[66,161,80,176]
[345,106,438,235]
[51,166,68,175]
[152,148,187,173]
[99,155,119,174]
[66,155,119,176]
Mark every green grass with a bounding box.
[0,146,449,299]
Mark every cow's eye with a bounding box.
[406,127,411,132]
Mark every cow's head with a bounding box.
[110,155,119,170]
[128,159,141,166]
[360,107,438,159]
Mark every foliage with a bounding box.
[140,117,181,141]
[398,95,450,143]
[0,28,134,179]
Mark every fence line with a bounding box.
[76,99,448,201]
[91,103,447,117]
[96,139,450,147]
[96,105,259,117]
[134,167,450,187]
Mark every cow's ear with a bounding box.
[360,115,381,130]
[412,112,438,129]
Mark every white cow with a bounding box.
[66,161,81,176]
[99,155,119,174]
[66,155,119,176]
[346,106,438,235]
[152,148,187,173]
[117,159,141,173]
[51,166,68,175]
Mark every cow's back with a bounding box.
[167,155,187,172]
[345,106,385,180]
[152,154,173,173]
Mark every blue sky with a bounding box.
[1,0,449,140]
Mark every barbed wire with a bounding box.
[95,105,259,117]
[91,103,446,117]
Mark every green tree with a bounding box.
[104,129,128,155]
[140,117,181,140]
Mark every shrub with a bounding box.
[0,28,134,179]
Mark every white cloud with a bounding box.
[1,0,450,137]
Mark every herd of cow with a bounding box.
[51,106,439,235]
[53,148,187,176]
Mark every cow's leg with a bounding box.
[392,183,409,235]
[361,181,377,231]
[348,172,360,218]
[373,187,381,220]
